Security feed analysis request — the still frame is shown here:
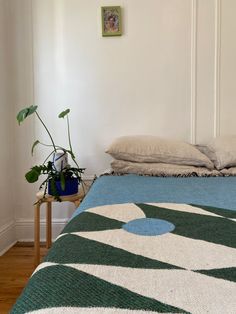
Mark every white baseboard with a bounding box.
[0,218,69,254]
[15,218,68,242]
[0,179,95,252]
[0,220,16,256]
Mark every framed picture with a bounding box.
[101,6,122,37]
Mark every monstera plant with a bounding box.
[17,105,85,201]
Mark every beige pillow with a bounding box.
[205,136,236,170]
[111,159,219,177]
[220,167,236,176]
[106,135,214,169]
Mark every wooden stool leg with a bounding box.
[74,199,81,208]
[46,202,52,249]
[34,203,40,267]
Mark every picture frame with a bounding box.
[101,6,122,37]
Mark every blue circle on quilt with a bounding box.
[122,218,175,236]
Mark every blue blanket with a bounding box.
[74,175,236,218]
[11,175,236,313]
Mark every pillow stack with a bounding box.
[196,135,236,175]
[106,135,216,177]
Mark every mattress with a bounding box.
[11,175,236,314]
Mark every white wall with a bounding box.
[9,0,40,241]
[32,0,193,176]
[0,0,16,254]
[1,0,236,247]
[220,0,236,135]
[30,0,236,172]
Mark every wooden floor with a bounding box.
[0,243,47,313]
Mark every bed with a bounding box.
[11,174,236,314]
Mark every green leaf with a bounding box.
[60,172,66,191]
[25,169,40,183]
[28,105,38,115]
[58,109,70,119]
[17,105,38,125]
[49,177,58,197]
[17,109,29,125]
[31,140,40,156]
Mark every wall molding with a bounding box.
[190,0,197,144]
[15,218,68,242]
[214,0,221,137]
[0,220,16,256]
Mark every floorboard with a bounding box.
[0,243,47,313]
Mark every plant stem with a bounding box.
[67,115,73,153]
[36,111,57,152]
[66,115,80,168]
[39,142,64,150]
[43,150,54,165]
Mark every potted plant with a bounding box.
[17,105,85,201]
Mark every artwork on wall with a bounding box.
[101,6,122,36]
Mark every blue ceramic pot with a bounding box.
[48,177,79,196]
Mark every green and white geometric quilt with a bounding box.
[11,203,236,314]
